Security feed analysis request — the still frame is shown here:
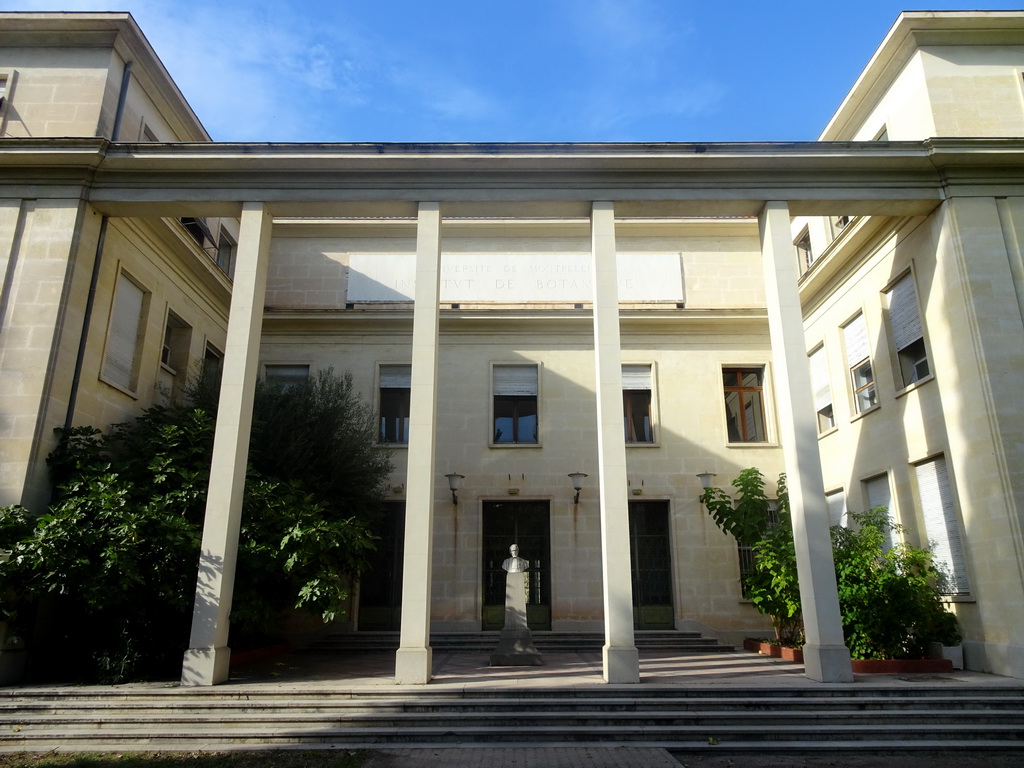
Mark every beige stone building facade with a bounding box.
[1,11,1022,684]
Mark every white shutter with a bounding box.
[865,473,894,548]
[826,489,848,528]
[103,273,145,389]
[888,273,923,352]
[621,364,652,390]
[380,364,411,388]
[843,314,870,367]
[865,473,891,512]
[916,456,970,595]
[809,347,831,411]
[493,365,537,396]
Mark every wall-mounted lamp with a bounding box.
[568,471,588,505]
[445,472,465,506]
[696,471,717,504]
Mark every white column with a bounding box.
[590,201,640,684]
[181,202,272,686]
[395,202,442,684]
[758,201,853,683]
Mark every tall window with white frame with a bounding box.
[493,364,538,444]
[722,367,767,443]
[914,455,970,595]
[809,345,834,432]
[102,271,148,392]
[843,313,877,413]
[886,272,929,387]
[379,364,411,444]
[622,364,653,443]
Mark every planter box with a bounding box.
[927,642,964,670]
[850,657,954,674]
[229,642,290,669]
[743,638,803,663]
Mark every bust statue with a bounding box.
[501,543,529,573]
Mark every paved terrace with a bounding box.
[219,648,1013,691]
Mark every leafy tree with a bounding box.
[703,468,802,644]
[0,368,391,682]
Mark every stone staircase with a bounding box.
[306,630,734,654]
[1,684,1022,753]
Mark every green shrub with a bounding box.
[832,507,959,659]
[0,369,390,683]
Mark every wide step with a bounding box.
[1,685,1022,753]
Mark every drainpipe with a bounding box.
[63,61,132,430]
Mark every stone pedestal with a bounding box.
[490,571,542,666]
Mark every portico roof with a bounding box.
[2,137,1023,219]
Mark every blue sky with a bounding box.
[3,1,1022,142]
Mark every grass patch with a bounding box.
[0,752,368,768]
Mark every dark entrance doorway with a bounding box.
[629,500,674,630]
[482,500,551,630]
[358,501,404,631]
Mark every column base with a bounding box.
[603,645,640,683]
[802,643,854,683]
[395,646,433,684]
[181,646,231,686]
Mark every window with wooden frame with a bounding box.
[722,367,767,443]
[493,364,538,444]
[379,364,411,444]
[886,272,929,388]
[622,364,653,443]
[843,313,877,413]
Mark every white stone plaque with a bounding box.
[347,253,683,302]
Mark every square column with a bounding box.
[395,202,443,685]
[181,202,272,686]
[590,201,640,684]
[758,201,853,683]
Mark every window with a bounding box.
[809,346,834,432]
[831,215,852,238]
[159,311,192,403]
[0,70,14,135]
[915,456,970,595]
[180,217,215,252]
[886,273,929,387]
[195,342,223,399]
[215,229,235,276]
[864,472,894,550]
[737,500,779,597]
[795,229,813,270]
[161,311,191,374]
[723,367,767,443]
[826,489,848,528]
[264,364,310,389]
[493,365,538,444]
[379,364,411,444]
[102,272,148,391]
[843,314,877,413]
[622,364,653,443]
[203,343,223,382]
